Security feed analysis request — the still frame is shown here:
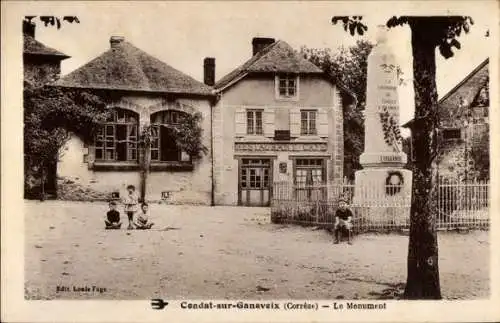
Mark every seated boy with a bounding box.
[133,202,154,230]
[334,198,353,244]
[105,201,122,229]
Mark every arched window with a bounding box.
[150,110,189,162]
[95,108,138,162]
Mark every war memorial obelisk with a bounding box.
[354,26,412,224]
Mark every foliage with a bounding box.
[140,112,208,159]
[171,112,209,159]
[24,83,108,197]
[332,16,473,59]
[379,108,402,152]
[24,16,80,29]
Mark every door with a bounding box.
[239,158,272,206]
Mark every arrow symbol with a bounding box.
[151,299,169,310]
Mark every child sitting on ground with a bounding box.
[105,201,122,229]
[123,185,139,230]
[134,202,155,230]
[334,198,353,245]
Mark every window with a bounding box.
[300,110,317,135]
[294,159,325,185]
[95,109,138,162]
[442,128,461,140]
[150,110,189,162]
[294,159,326,201]
[247,109,263,135]
[276,74,298,99]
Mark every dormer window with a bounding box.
[275,74,299,100]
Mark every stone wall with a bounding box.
[57,93,213,205]
[24,58,61,86]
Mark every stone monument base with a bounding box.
[353,168,412,227]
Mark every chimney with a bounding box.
[252,37,275,56]
[23,20,35,38]
[110,36,125,49]
[203,57,215,86]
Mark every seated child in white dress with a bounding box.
[134,203,154,230]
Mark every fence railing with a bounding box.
[271,179,489,231]
[437,180,489,229]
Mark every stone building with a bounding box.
[403,58,489,180]
[54,36,215,204]
[23,20,69,86]
[210,37,356,206]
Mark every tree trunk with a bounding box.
[140,143,151,203]
[404,20,442,299]
[40,164,46,202]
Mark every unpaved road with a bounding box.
[25,201,489,300]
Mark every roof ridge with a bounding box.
[56,38,213,96]
[438,58,489,104]
[23,34,69,58]
[247,40,282,68]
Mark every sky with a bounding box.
[30,1,493,129]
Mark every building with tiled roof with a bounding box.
[23,20,69,86]
[55,36,215,204]
[403,58,489,181]
[211,37,356,206]
[55,37,213,96]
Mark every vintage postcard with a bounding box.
[1,0,499,322]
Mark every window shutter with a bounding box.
[317,108,329,137]
[290,108,301,137]
[263,108,275,137]
[235,107,246,137]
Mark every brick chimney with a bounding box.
[110,36,125,49]
[203,57,215,86]
[252,37,275,56]
[23,20,35,38]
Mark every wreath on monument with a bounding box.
[385,170,404,196]
[379,107,402,153]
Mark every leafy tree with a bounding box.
[332,15,475,299]
[24,83,109,199]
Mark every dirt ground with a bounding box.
[24,200,489,300]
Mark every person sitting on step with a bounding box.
[134,202,154,230]
[334,198,353,245]
[105,201,122,229]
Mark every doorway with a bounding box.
[238,158,272,206]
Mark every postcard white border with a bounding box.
[2,1,499,322]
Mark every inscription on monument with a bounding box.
[380,155,403,163]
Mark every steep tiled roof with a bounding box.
[403,58,489,128]
[23,35,69,59]
[55,38,214,96]
[214,40,323,91]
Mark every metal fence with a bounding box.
[271,179,489,232]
